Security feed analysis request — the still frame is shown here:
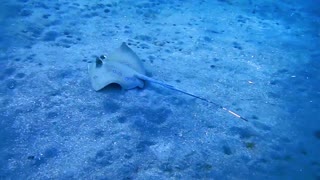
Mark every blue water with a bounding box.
[0,0,319,179]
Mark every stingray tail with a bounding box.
[137,74,248,122]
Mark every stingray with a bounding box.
[88,42,248,121]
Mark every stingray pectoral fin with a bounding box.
[88,61,121,91]
[108,42,146,75]
[88,62,102,91]
[91,74,119,91]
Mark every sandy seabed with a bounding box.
[0,0,319,179]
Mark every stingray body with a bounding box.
[89,43,146,90]
[88,42,248,121]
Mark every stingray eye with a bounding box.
[100,55,106,60]
[96,57,103,68]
